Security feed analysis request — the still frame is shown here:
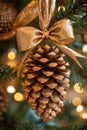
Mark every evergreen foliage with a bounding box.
[0,64,16,80]
[56,0,87,22]
[16,121,43,130]
[15,120,87,130]
[55,0,87,33]
[45,121,87,130]
[0,0,87,130]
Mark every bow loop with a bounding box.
[48,19,74,45]
[38,0,56,30]
[17,27,42,51]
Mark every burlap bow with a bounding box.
[16,0,86,71]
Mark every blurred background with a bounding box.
[0,0,87,130]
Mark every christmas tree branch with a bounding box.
[15,120,87,130]
[0,64,16,80]
[45,121,87,130]
[15,120,43,130]
[56,0,87,29]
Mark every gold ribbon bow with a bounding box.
[16,0,86,69]
[17,19,74,51]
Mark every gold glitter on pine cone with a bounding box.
[0,2,17,33]
[0,86,7,120]
[21,43,71,121]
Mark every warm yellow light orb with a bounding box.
[72,97,82,106]
[58,6,65,12]
[8,51,16,60]
[74,83,83,93]
[82,44,87,53]
[7,61,16,67]
[7,86,16,94]
[76,105,83,112]
[14,92,24,102]
[80,113,87,119]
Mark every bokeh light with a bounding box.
[74,83,83,93]
[14,92,24,102]
[76,105,83,112]
[80,113,87,119]
[82,44,87,53]
[72,97,82,106]
[7,61,17,67]
[58,6,65,12]
[8,51,16,60]
[7,86,16,94]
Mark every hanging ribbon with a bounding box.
[16,0,86,70]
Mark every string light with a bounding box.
[14,92,24,102]
[58,6,65,12]
[80,113,87,119]
[74,83,83,93]
[72,97,82,106]
[7,86,16,94]
[76,105,83,112]
[8,48,17,60]
[7,61,17,67]
[8,51,16,60]
[82,44,87,53]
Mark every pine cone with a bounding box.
[21,43,70,121]
[0,2,17,33]
[0,86,7,120]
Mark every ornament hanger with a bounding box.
[16,0,86,70]
[38,0,56,30]
[0,0,86,69]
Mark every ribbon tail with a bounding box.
[0,29,16,41]
[63,46,87,59]
[58,45,86,69]
[13,0,38,28]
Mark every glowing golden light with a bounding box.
[14,92,24,102]
[76,105,83,112]
[80,113,87,119]
[7,61,16,67]
[72,97,82,106]
[82,44,87,53]
[74,83,83,93]
[8,51,16,60]
[7,86,16,94]
[58,6,65,12]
